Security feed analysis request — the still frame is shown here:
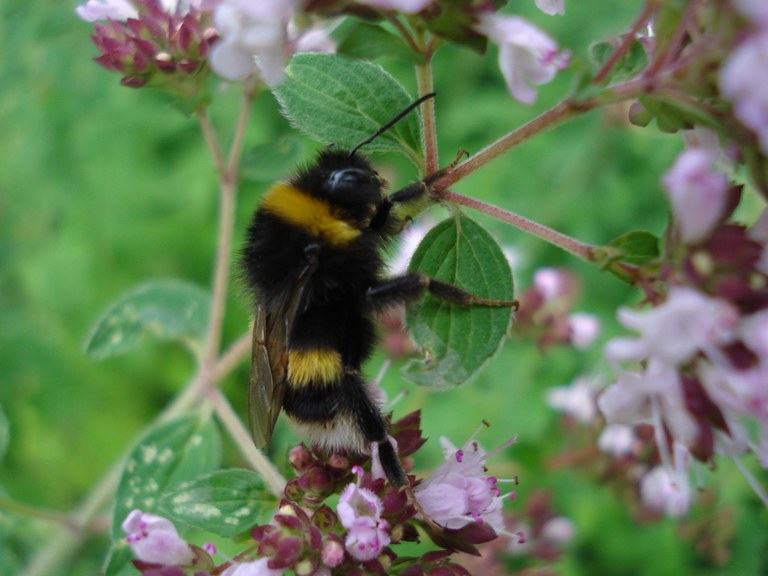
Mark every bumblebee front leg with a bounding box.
[367,273,519,309]
[369,150,468,233]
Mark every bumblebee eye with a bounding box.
[327,168,379,192]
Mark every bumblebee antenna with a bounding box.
[349,92,436,157]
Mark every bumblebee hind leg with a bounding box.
[367,273,519,309]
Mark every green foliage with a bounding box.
[106,413,221,574]
[404,213,514,388]
[273,54,424,165]
[159,469,277,538]
[85,279,211,360]
[334,20,420,63]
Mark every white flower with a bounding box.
[597,423,636,457]
[662,148,729,244]
[605,287,739,367]
[719,31,768,155]
[76,0,137,22]
[546,375,601,424]
[474,14,563,105]
[639,443,692,517]
[534,0,565,16]
[568,312,601,348]
[121,509,194,566]
[221,558,285,576]
[210,0,302,84]
[355,0,432,12]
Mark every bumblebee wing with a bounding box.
[248,263,315,448]
[248,300,278,449]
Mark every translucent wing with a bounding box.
[248,258,316,448]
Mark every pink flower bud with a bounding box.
[121,509,194,566]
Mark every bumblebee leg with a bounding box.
[367,273,519,310]
[369,150,469,233]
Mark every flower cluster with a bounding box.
[78,0,215,93]
[719,0,768,155]
[78,0,569,104]
[599,131,768,509]
[120,412,518,575]
[513,268,601,351]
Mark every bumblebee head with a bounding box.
[307,148,386,222]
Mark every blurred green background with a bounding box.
[1,0,766,575]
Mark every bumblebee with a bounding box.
[241,95,516,488]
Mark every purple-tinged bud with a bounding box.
[121,75,149,87]
[154,52,175,72]
[321,536,344,568]
[289,445,312,472]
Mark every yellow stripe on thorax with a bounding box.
[288,349,343,387]
[261,182,361,247]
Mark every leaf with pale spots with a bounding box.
[106,413,220,575]
[273,53,424,166]
[85,279,211,360]
[403,214,515,388]
[159,469,276,538]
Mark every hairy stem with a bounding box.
[443,191,598,261]
[208,389,286,495]
[415,56,438,174]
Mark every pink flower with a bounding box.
[719,31,768,154]
[661,148,729,244]
[336,483,390,561]
[355,0,432,13]
[121,509,195,566]
[76,0,137,21]
[414,433,514,531]
[474,14,564,105]
[210,0,301,84]
[221,558,285,576]
[534,0,565,16]
[605,287,739,367]
[533,267,574,301]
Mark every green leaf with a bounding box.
[606,230,660,266]
[104,412,220,576]
[589,39,647,84]
[85,279,211,359]
[403,214,514,389]
[0,405,8,463]
[241,136,305,183]
[159,469,276,538]
[335,21,419,63]
[272,54,423,164]
[103,543,135,576]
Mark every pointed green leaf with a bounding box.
[103,543,135,576]
[159,469,276,538]
[104,413,221,575]
[85,279,211,359]
[272,54,423,164]
[590,39,647,84]
[607,230,660,265]
[403,214,514,388]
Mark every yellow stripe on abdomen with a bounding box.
[260,182,361,246]
[288,349,344,387]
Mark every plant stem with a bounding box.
[433,99,593,191]
[207,389,286,495]
[594,0,658,84]
[200,82,256,385]
[442,191,598,261]
[415,56,438,174]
